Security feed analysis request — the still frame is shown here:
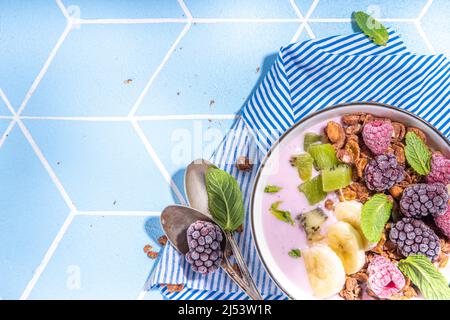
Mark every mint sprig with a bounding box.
[205,167,245,232]
[352,11,389,46]
[405,131,431,175]
[288,249,302,258]
[269,201,294,225]
[361,194,392,242]
[398,254,450,300]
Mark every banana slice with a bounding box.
[303,244,346,299]
[326,221,366,274]
[334,201,376,251]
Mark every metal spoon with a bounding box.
[184,159,262,300]
[160,205,262,300]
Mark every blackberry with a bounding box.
[185,220,223,274]
[399,183,448,218]
[389,218,441,261]
[364,154,404,191]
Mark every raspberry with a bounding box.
[399,183,448,218]
[185,220,223,274]
[389,217,441,261]
[367,255,405,299]
[364,154,404,191]
[426,153,450,185]
[434,206,450,238]
[362,120,393,155]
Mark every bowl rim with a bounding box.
[249,101,450,300]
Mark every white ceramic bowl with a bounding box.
[250,102,450,300]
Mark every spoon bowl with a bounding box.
[160,204,227,255]
[184,159,213,216]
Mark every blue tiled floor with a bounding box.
[0,0,448,300]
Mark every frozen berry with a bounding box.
[426,153,450,185]
[185,220,223,275]
[362,120,393,155]
[434,206,450,238]
[390,217,441,261]
[364,154,404,191]
[367,255,405,299]
[399,183,448,218]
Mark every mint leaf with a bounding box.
[398,254,450,300]
[405,131,431,175]
[291,153,313,181]
[205,167,245,232]
[352,11,389,46]
[288,249,302,258]
[264,185,282,193]
[361,194,392,242]
[269,201,294,225]
[304,133,323,151]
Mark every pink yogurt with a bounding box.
[261,118,341,294]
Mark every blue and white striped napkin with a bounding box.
[150,29,450,300]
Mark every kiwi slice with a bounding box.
[303,133,323,151]
[321,165,352,192]
[298,175,327,205]
[298,208,328,241]
[307,144,339,170]
[291,153,313,181]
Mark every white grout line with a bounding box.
[55,0,70,20]
[417,0,434,20]
[289,0,318,42]
[131,119,187,205]
[0,119,17,149]
[77,211,161,216]
[128,22,191,117]
[136,289,147,300]
[414,20,436,54]
[0,88,17,116]
[16,22,72,116]
[177,0,193,20]
[20,211,76,300]
[17,120,77,212]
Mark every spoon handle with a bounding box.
[225,231,263,300]
[221,256,263,300]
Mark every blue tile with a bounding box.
[310,0,428,19]
[139,118,235,198]
[0,1,67,110]
[24,24,186,116]
[185,0,297,18]
[422,0,450,56]
[29,215,164,299]
[137,23,300,116]
[0,98,12,116]
[24,120,175,211]
[293,0,315,16]
[0,124,69,299]
[62,0,185,19]
[0,120,12,136]
[309,22,429,54]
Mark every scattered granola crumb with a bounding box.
[158,235,168,246]
[176,91,180,96]
[147,251,158,259]
[143,244,152,253]
[163,284,184,292]
[324,199,334,210]
[209,100,215,108]
[236,156,253,172]
[255,66,260,74]
[236,224,244,233]
[113,200,117,205]
[123,79,133,85]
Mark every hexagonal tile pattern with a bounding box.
[61,0,185,19]
[23,23,186,116]
[184,0,297,18]
[0,124,69,299]
[24,120,176,211]
[422,0,450,56]
[0,1,67,110]
[28,215,163,299]
[136,23,301,116]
